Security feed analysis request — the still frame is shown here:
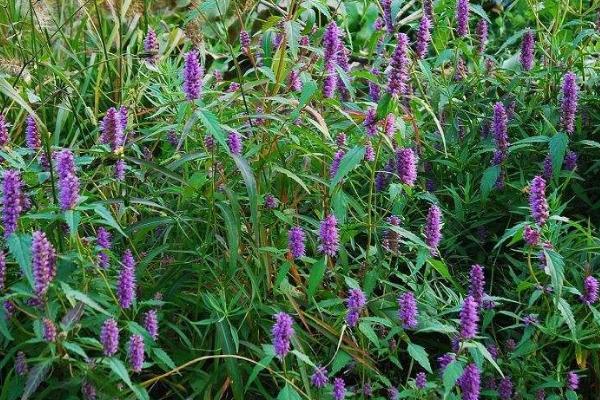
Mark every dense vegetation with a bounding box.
[1,0,600,399]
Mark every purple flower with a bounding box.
[336,133,347,148]
[0,251,5,292]
[396,148,418,186]
[455,0,469,37]
[15,351,28,375]
[523,225,540,246]
[581,276,599,305]
[228,131,243,155]
[0,114,9,146]
[26,115,41,150]
[475,19,488,54]
[416,372,427,389]
[333,377,346,400]
[204,134,215,151]
[330,150,345,179]
[543,154,553,180]
[272,312,294,358]
[4,300,15,318]
[564,151,577,171]
[364,141,375,162]
[240,30,251,52]
[128,334,145,372]
[363,383,373,397]
[32,231,57,298]
[493,102,509,155]
[100,318,119,356]
[381,0,394,34]
[454,57,467,81]
[54,149,80,210]
[369,67,381,102]
[416,16,432,59]
[336,42,351,100]
[144,28,159,64]
[144,309,159,340]
[459,295,479,339]
[424,205,443,255]
[560,72,578,134]
[523,313,539,325]
[97,227,111,269]
[364,107,377,137]
[388,387,399,400]
[345,288,366,327]
[398,291,418,329]
[323,22,340,98]
[375,162,393,192]
[529,175,549,226]
[288,226,306,259]
[566,371,579,391]
[117,249,137,309]
[82,381,97,400]
[388,33,410,97]
[383,113,395,137]
[438,353,455,372]
[311,365,328,388]
[487,343,499,360]
[99,107,126,151]
[498,377,513,400]
[289,70,302,92]
[383,215,401,252]
[42,317,57,342]
[2,170,25,238]
[458,363,480,400]
[536,389,546,400]
[115,159,126,181]
[227,82,240,93]
[264,194,278,209]
[520,29,535,71]
[468,264,485,308]
[183,49,203,101]
[318,214,339,256]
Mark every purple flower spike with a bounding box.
[311,365,328,388]
[520,29,535,71]
[581,276,599,305]
[416,16,432,59]
[55,149,80,210]
[523,225,540,246]
[100,107,126,151]
[396,148,418,186]
[272,312,294,359]
[398,291,418,329]
[2,170,25,238]
[288,226,306,259]
[117,249,137,309]
[336,42,351,101]
[475,19,488,54]
[100,318,119,356]
[383,113,395,137]
[560,72,578,135]
[0,251,5,292]
[26,115,41,150]
[543,154,553,180]
[455,0,470,37]
[32,230,57,298]
[438,353,456,372]
[493,102,509,154]
[564,151,577,171]
[82,382,96,400]
[345,288,366,327]
[144,28,159,64]
[15,351,28,376]
[388,387,399,400]
[336,133,347,148]
[318,214,339,257]
[97,227,111,269]
[381,0,394,34]
[264,194,279,209]
[423,0,433,19]
[0,114,9,146]
[364,107,377,137]
[416,372,427,389]
[240,30,251,53]
[228,131,243,155]
[289,70,302,92]
[458,363,480,400]
[566,371,579,391]
[364,141,375,162]
[323,22,340,98]
[183,49,203,101]
[388,33,410,98]
[128,334,145,372]
[333,377,346,400]
[330,150,345,178]
[42,318,57,342]
[144,309,159,340]
[468,264,485,308]
[424,205,443,255]
[498,377,513,400]
[459,295,479,340]
[369,67,381,102]
[529,175,549,226]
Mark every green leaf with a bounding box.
[217,203,239,275]
[292,350,315,367]
[549,133,568,178]
[246,352,275,390]
[427,259,452,282]
[64,210,80,237]
[93,204,127,237]
[442,361,464,395]
[60,282,110,316]
[105,358,149,400]
[197,108,228,150]
[307,257,327,298]
[273,166,310,194]
[291,80,317,121]
[21,360,52,400]
[217,320,243,400]
[480,165,500,198]
[7,233,33,289]
[359,322,379,347]
[285,21,300,58]
[557,298,576,337]
[544,249,564,296]
[153,348,176,370]
[330,146,365,189]
[407,343,432,373]
[0,306,13,340]
[277,384,302,400]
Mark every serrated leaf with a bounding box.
[549,133,568,178]
[153,348,176,370]
[60,282,110,316]
[93,204,127,237]
[480,165,500,198]
[443,361,464,395]
[330,146,365,188]
[277,384,302,400]
[557,298,576,337]
[7,233,33,289]
[292,350,315,367]
[21,360,52,400]
[407,343,432,373]
[359,322,379,347]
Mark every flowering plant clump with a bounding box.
[0,1,599,399]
